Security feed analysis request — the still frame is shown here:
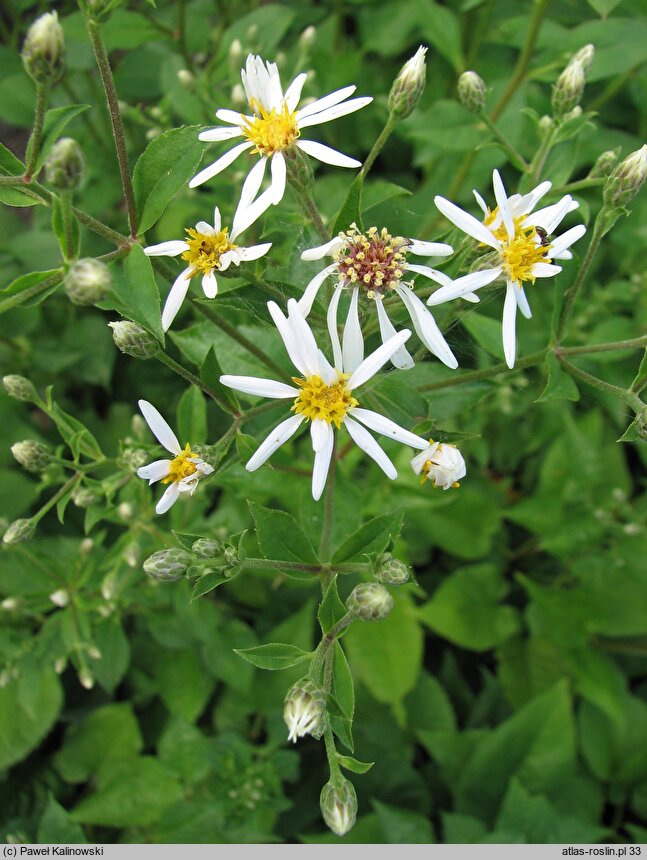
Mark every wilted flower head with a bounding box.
[283,679,326,742]
[411,440,466,489]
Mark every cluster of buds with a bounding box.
[389,46,427,120]
[552,44,594,119]
[142,535,239,583]
[11,439,53,473]
[283,678,326,742]
[65,258,111,306]
[21,11,65,85]
[603,145,647,209]
[45,138,84,192]
[109,321,159,360]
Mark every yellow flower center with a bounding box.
[334,225,409,299]
[181,227,236,278]
[162,443,199,484]
[241,99,300,156]
[291,374,358,429]
[485,211,552,285]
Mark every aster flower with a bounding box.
[430,170,586,368]
[190,54,372,216]
[298,224,457,370]
[144,204,272,331]
[136,400,213,514]
[410,440,466,489]
[220,299,428,500]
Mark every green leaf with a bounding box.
[34,104,92,171]
[249,501,319,565]
[0,142,33,207]
[373,799,436,843]
[154,647,214,722]
[461,312,505,361]
[552,111,597,145]
[337,754,374,774]
[332,511,402,563]
[70,757,182,827]
[93,618,130,694]
[0,141,24,175]
[54,703,142,783]
[419,2,464,73]
[37,795,87,844]
[234,642,313,670]
[318,578,348,633]
[46,395,104,460]
[332,174,364,235]
[120,243,164,341]
[191,568,237,599]
[362,180,411,213]
[0,668,62,770]
[177,385,207,444]
[586,0,622,18]
[417,563,520,651]
[51,197,80,261]
[158,717,212,785]
[0,268,62,309]
[201,345,239,411]
[132,125,205,234]
[536,353,580,402]
[630,348,647,394]
[330,645,356,749]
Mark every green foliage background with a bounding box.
[1,0,647,845]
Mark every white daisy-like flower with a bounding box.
[220,299,429,500]
[144,204,272,331]
[298,224,457,370]
[430,170,586,368]
[136,400,213,514]
[189,54,372,215]
[411,440,466,490]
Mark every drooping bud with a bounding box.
[388,46,427,120]
[192,538,223,559]
[3,375,39,403]
[375,553,410,586]
[64,258,111,306]
[109,321,159,360]
[346,582,394,621]
[604,145,647,208]
[22,11,65,85]
[457,70,486,114]
[45,138,84,191]
[3,518,36,545]
[552,59,586,118]
[11,439,53,472]
[571,44,595,77]
[143,548,193,582]
[299,25,316,52]
[589,148,620,179]
[411,440,466,490]
[283,678,326,742]
[320,778,358,837]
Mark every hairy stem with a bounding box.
[0,270,64,315]
[155,352,239,416]
[361,114,397,178]
[556,214,604,341]
[557,356,644,411]
[417,349,548,392]
[479,112,529,172]
[24,81,49,181]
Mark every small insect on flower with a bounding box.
[136,400,213,514]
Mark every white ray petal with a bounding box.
[231,185,274,238]
[552,249,573,260]
[296,85,357,120]
[231,157,267,237]
[492,170,514,240]
[342,286,364,374]
[407,240,453,257]
[143,240,188,257]
[350,407,428,449]
[317,350,337,385]
[411,445,438,475]
[270,151,287,204]
[220,375,297,399]
[473,189,488,215]
[246,415,305,472]
[236,242,272,262]
[297,97,373,129]
[434,196,501,249]
[286,298,320,376]
[296,139,361,168]
[199,126,244,142]
[343,416,397,479]
[347,329,412,390]
[162,267,192,331]
[138,400,181,455]
[298,264,337,317]
[549,224,586,256]
[267,301,307,375]
[215,108,249,126]
[202,271,218,298]
[310,418,328,453]
[375,298,414,369]
[524,196,577,232]
[327,287,343,370]
[531,262,562,278]
[311,422,334,501]
[189,141,253,188]
[156,483,180,515]
[515,180,552,216]
[406,263,452,285]
[213,206,221,233]
[195,220,214,236]
[301,237,345,261]
[394,285,458,369]
[426,267,502,306]
[137,459,171,484]
[284,72,308,111]
[502,281,518,369]
[516,285,532,319]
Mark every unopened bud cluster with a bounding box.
[143,536,236,583]
[589,148,620,179]
[65,259,111,306]
[389,46,427,120]
[45,138,84,191]
[346,582,393,621]
[603,145,647,208]
[375,553,410,585]
[22,12,65,84]
[192,538,223,558]
[3,375,39,403]
[143,548,193,582]
[283,678,326,742]
[11,440,52,472]
[457,71,486,114]
[320,778,358,837]
[109,321,159,360]
[552,45,594,120]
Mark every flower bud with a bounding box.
[3,518,36,545]
[45,138,84,191]
[11,439,53,472]
[299,25,316,52]
[80,538,94,555]
[411,440,466,490]
[49,589,69,607]
[3,375,38,403]
[552,59,585,118]
[571,44,595,77]
[284,146,315,191]
[320,778,357,837]
[192,538,223,558]
[79,668,94,690]
[143,548,193,582]
[229,38,243,66]
[177,69,194,89]
[346,582,393,621]
[389,46,427,120]
[589,148,620,179]
[375,553,410,586]
[64,258,111,306]
[22,11,65,85]
[604,145,647,208]
[283,678,326,742]
[223,545,239,566]
[72,485,101,508]
[538,115,554,137]
[119,447,149,472]
[230,83,246,109]
[457,70,486,114]
[123,542,140,568]
[1,598,19,611]
[109,321,159,360]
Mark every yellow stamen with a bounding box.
[162,443,199,484]
[291,373,358,429]
[241,99,300,156]
[181,227,236,278]
[484,211,551,285]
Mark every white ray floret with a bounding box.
[411,441,466,490]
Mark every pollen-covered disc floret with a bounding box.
[162,442,199,484]
[182,227,236,279]
[487,215,551,285]
[334,225,409,298]
[242,100,300,156]
[410,440,466,490]
[291,373,358,428]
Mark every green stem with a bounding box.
[324,727,342,779]
[60,191,76,262]
[560,337,647,357]
[24,81,49,181]
[528,125,556,185]
[554,177,605,194]
[155,352,239,416]
[240,557,370,576]
[361,114,398,179]
[86,18,138,238]
[479,112,529,172]
[292,182,329,242]
[556,214,604,342]
[31,473,83,525]
[417,349,547,392]
[0,270,64,315]
[557,356,645,410]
